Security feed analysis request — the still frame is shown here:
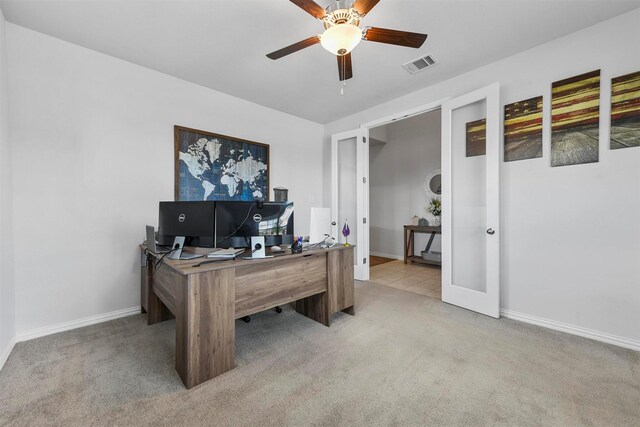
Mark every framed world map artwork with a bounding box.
[174,126,269,201]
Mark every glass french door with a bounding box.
[441,83,500,317]
[331,128,369,281]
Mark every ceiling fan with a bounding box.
[266,0,428,82]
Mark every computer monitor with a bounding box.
[215,201,294,248]
[158,201,216,247]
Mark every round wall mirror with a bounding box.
[424,169,441,197]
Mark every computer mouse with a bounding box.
[271,245,282,252]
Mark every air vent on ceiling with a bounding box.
[402,54,438,74]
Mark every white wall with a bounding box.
[0,7,15,369]
[325,9,640,347]
[369,110,441,259]
[7,24,325,336]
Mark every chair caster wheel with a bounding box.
[275,306,282,313]
[242,316,251,323]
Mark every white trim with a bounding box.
[358,98,446,282]
[16,306,141,342]
[501,309,640,352]
[331,128,368,280]
[370,252,404,261]
[361,97,448,129]
[0,336,16,371]
[362,126,370,281]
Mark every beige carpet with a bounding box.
[1,282,638,426]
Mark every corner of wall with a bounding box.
[0,336,15,371]
[0,5,17,371]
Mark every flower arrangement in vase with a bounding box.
[426,198,441,226]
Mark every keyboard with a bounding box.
[179,250,203,260]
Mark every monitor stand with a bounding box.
[241,236,274,260]
[168,236,202,260]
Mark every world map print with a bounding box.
[175,127,269,201]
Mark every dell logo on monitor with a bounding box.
[253,214,262,222]
[178,214,186,223]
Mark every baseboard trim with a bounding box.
[11,305,638,354]
[500,308,640,352]
[16,306,141,343]
[370,252,404,261]
[0,336,16,371]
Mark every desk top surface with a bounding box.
[142,244,354,276]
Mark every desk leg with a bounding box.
[147,266,173,325]
[176,269,235,389]
[406,230,415,263]
[425,232,436,252]
[147,292,173,325]
[295,293,330,326]
[411,231,415,258]
[342,306,355,315]
[141,252,149,314]
[404,228,408,264]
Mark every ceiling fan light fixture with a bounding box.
[266,0,428,83]
[320,23,362,56]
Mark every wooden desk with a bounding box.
[403,225,441,266]
[140,245,355,389]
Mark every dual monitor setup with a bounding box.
[151,200,294,260]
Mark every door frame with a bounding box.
[360,98,449,130]
[331,129,368,280]
[356,98,449,280]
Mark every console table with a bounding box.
[403,225,441,266]
[140,245,355,388]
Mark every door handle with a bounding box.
[486,228,495,235]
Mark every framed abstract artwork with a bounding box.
[174,126,270,201]
[610,70,640,150]
[504,96,543,162]
[550,70,600,167]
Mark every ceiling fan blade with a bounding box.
[363,27,428,48]
[337,53,353,81]
[266,36,320,60]
[289,0,327,20]
[352,0,381,16]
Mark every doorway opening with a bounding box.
[367,108,442,300]
[332,83,500,317]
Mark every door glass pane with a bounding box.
[337,137,358,254]
[451,99,487,292]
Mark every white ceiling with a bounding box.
[1,0,638,124]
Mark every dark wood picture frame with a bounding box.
[174,125,270,201]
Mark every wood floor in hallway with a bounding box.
[369,259,441,299]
